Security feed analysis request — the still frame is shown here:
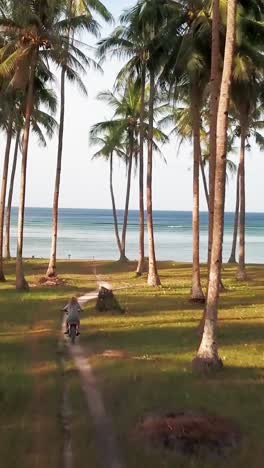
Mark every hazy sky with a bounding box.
[5,0,264,212]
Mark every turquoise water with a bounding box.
[8,208,264,263]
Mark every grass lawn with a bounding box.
[1,259,264,467]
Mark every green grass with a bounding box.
[0,259,97,468]
[1,259,264,467]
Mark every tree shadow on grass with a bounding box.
[82,318,264,365]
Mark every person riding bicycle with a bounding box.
[64,296,82,335]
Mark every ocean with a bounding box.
[7,207,264,263]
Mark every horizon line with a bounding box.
[11,206,264,214]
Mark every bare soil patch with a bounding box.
[38,276,66,287]
[135,410,241,458]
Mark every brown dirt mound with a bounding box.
[38,276,66,287]
[135,410,240,457]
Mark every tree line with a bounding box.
[0,0,263,371]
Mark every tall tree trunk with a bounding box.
[4,131,20,260]
[46,67,66,277]
[228,168,239,263]
[236,121,247,280]
[46,0,73,277]
[119,136,133,262]
[193,0,237,372]
[200,156,209,209]
[136,67,146,276]
[0,118,13,281]
[16,51,38,290]
[208,0,221,267]
[191,89,205,302]
[110,152,122,257]
[147,69,161,286]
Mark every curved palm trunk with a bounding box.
[0,118,13,281]
[4,131,20,260]
[208,0,221,267]
[110,152,122,257]
[236,122,247,280]
[119,137,133,262]
[193,0,237,372]
[228,168,239,263]
[147,69,160,286]
[46,67,66,277]
[191,90,205,302]
[200,156,209,209]
[136,67,146,276]
[16,51,37,290]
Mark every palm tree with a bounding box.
[229,101,264,271]
[98,0,183,282]
[91,85,168,262]
[95,84,142,262]
[190,85,207,302]
[0,0,95,289]
[4,131,20,260]
[208,0,221,267]
[228,165,239,263]
[0,91,14,281]
[231,63,264,279]
[193,0,237,372]
[3,82,57,261]
[90,123,126,258]
[163,4,212,299]
[126,0,177,286]
[46,0,112,278]
[98,24,150,275]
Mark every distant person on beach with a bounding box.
[63,296,82,334]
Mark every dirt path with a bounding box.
[63,288,124,468]
[58,332,73,468]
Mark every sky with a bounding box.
[4,0,264,212]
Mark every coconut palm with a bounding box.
[98,23,150,275]
[90,90,168,261]
[163,3,212,300]
[0,0,103,288]
[208,0,221,267]
[228,99,264,268]
[193,0,237,372]
[4,85,57,261]
[125,0,180,286]
[98,0,185,283]
[3,131,20,260]
[46,0,112,278]
[90,123,126,258]
[228,168,240,263]
[231,71,264,279]
[0,89,15,281]
[95,83,143,262]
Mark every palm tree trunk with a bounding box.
[228,168,239,263]
[110,152,122,257]
[147,69,161,286]
[120,136,133,262]
[208,0,221,267]
[46,67,66,277]
[200,156,209,209]
[4,131,20,260]
[191,89,205,302]
[0,118,13,281]
[193,0,237,372]
[46,0,74,277]
[136,67,146,276]
[236,122,247,280]
[16,51,38,290]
